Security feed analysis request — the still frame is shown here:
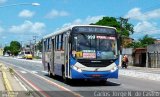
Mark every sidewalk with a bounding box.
[0,63,35,97]
[119,66,160,81]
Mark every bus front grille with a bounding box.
[78,60,114,67]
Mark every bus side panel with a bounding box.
[44,52,52,70]
[54,51,64,76]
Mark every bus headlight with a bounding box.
[110,66,118,72]
[72,65,82,73]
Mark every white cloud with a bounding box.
[62,15,104,28]
[8,20,46,35]
[18,10,35,18]
[125,7,160,21]
[134,21,159,34]
[0,0,6,4]
[45,9,69,19]
[125,7,160,39]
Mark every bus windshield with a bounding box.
[72,33,118,60]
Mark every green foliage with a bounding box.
[92,17,134,37]
[36,40,42,52]
[10,41,21,56]
[3,46,11,55]
[127,35,155,48]
[4,41,21,56]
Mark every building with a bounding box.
[122,48,134,65]
[122,37,134,47]
[146,44,160,68]
[0,48,4,56]
[134,48,146,67]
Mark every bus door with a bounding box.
[64,34,70,78]
[51,38,55,75]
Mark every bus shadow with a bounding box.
[45,74,120,87]
[69,80,121,87]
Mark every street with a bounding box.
[0,56,160,97]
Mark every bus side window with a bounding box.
[43,40,46,51]
[49,38,52,51]
[61,34,64,50]
[55,36,59,51]
[58,34,61,50]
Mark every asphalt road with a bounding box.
[0,56,160,97]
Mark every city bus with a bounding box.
[42,25,121,82]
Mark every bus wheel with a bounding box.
[62,71,70,84]
[48,71,53,77]
[48,64,53,77]
[62,71,66,82]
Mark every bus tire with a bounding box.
[48,64,53,77]
[62,68,70,84]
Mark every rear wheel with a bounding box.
[48,70,53,77]
[48,64,53,77]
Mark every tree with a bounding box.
[36,40,42,52]
[92,17,134,37]
[127,35,155,48]
[3,46,11,55]
[10,41,21,56]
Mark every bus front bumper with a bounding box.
[71,68,118,80]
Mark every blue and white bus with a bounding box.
[42,25,121,82]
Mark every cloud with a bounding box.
[130,21,160,40]
[8,20,46,35]
[18,10,35,18]
[45,9,69,19]
[134,21,158,34]
[125,7,160,21]
[125,8,160,39]
[0,0,6,4]
[62,15,104,28]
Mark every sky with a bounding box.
[0,0,160,47]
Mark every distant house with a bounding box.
[122,48,147,67]
[122,37,134,47]
[146,44,160,68]
[134,48,146,67]
[154,39,160,44]
[122,48,134,65]
[0,48,4,56]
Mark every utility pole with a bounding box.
[20,41,23,51]
[28,40,32,54]
[33,36,38,57]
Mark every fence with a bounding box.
[148,52,160,68]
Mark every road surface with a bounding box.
[0,56,160,97]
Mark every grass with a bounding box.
[9,68,14,75]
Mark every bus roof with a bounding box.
[43,25,116,39]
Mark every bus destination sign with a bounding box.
[72,26,116,34]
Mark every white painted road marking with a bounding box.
[31,71,38,74]
[41,71,48,74]
[1,61,83,97]
[20,71,27,74]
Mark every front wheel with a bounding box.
[48,70,53,77]
[62,71,71,84]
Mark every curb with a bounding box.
[1,63,14,97]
